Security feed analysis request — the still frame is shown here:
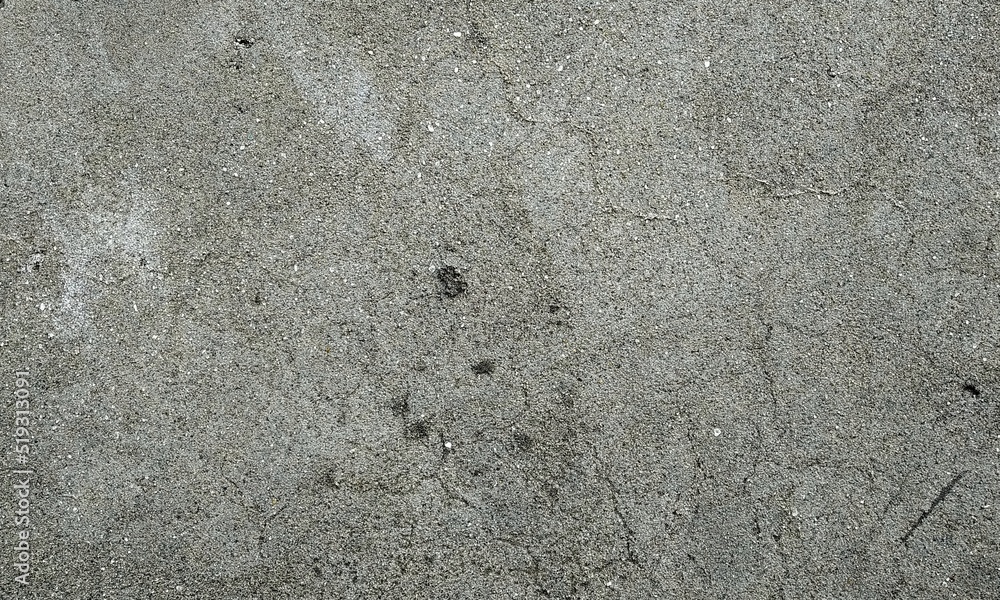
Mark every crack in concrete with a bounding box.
[900,469,968,544]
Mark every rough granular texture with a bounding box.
[1,0,998,598]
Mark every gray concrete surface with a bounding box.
[2,0,999,598]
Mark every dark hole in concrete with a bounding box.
[252,292,262,305]
[513,432,534,451]
[436,265,467,297]
[235,36,254,47]
[963,383,982,398]
[471,359,495,375]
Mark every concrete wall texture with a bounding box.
[1,0,999,598]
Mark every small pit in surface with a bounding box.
[471,359,495,375]
[436,265,467,298]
